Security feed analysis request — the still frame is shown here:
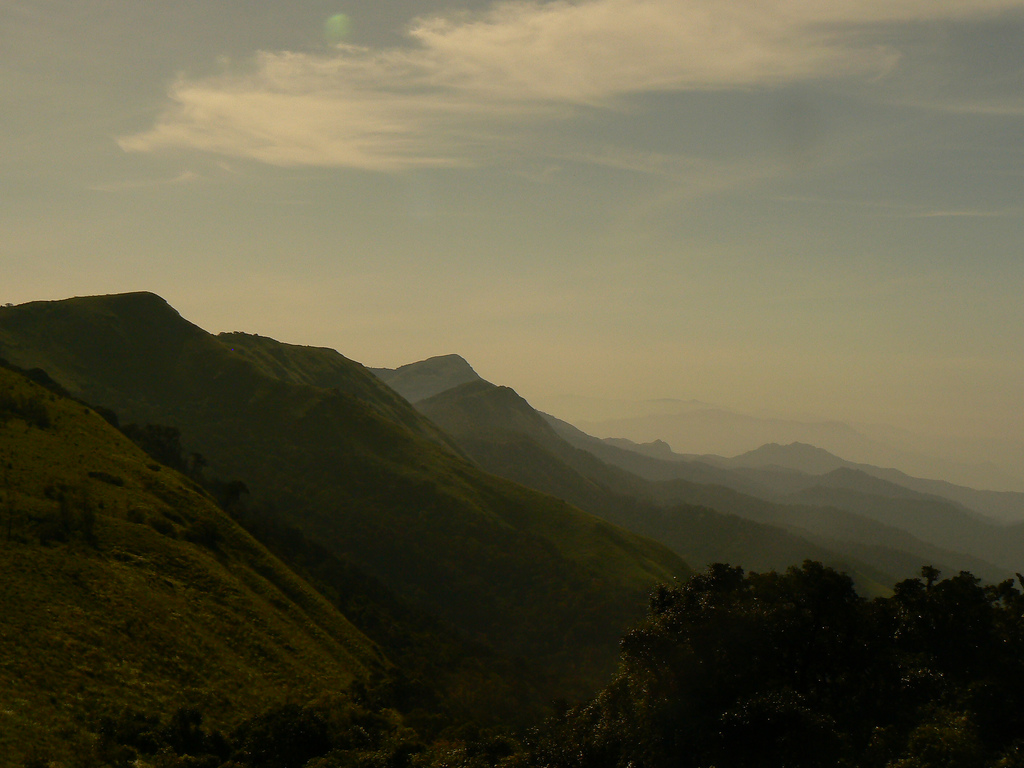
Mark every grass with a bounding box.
[0,365,383,764]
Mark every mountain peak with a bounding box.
[372,354,482,403]
[393,353,478,377]
[731,441,851,475]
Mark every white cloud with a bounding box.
[121,0,1024,170]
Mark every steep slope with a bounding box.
[0,294,688,696]
[0,363,382,764]
[219,332,460,452]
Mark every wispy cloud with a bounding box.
[87,170,201,192]
[900,98,1024,117]
[774,194,1021,219]
[912,209,1013,218]
[120,0,1024,171]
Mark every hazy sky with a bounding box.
[3,1,1023,473]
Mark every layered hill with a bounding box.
[0,293,689,699]
[385,359,1010,586]
[410,380,886,585]
[586,437,1024,524]
[0,363,382,764]
[573,436,1024,576]
[569,404,1022,491]
[719,441,1024,524]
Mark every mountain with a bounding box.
[571,406,1023,492]
[723,441,854,474]
[218,332,462,452]
[573,408,897,468]
[677,441,1024,527]
[0,362,382,764]
[0,293,688,701]
[390,360,1013,586]
[569,435,1024,578]
[409,374,977,589]
[725,442,1024,524]
[372,354,483,404]
[544,414,772,493]
[568,431,1024,527]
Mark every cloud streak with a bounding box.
[87,170,201,192]
[121,0,1024,170]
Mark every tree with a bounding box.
[532,562,1024,768]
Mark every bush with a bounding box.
[531,563,1024,768]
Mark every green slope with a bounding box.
[0,293,689,697]
[0,364,383,764]
[218,331,461,452]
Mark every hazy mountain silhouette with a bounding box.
[568,435,1024,577]
[724,442,1024,524]
[637,439,1024,525]
[572,406,1022,491]
[372,354,483,403]
[412,380,885,583]
[383,359,1010,586]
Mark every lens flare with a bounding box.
[324,13,351,42]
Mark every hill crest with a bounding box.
[372,354,482,403]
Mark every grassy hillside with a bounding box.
[0,364,383,765]
[0,293,689,699]
[219,332,461,452]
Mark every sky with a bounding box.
[3,0,1024,484]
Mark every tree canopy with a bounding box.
[532,562,1024,768]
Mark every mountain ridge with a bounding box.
[0,293,690,703]
[382,355,1015,585]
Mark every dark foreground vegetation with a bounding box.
[20,562,1024,768]
[537,562,1024,768]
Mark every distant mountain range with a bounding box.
[536,398,1024,492]
[598,437,1024,525]
[373,353,1024,586]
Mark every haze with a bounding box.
[3,1,1023,487]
